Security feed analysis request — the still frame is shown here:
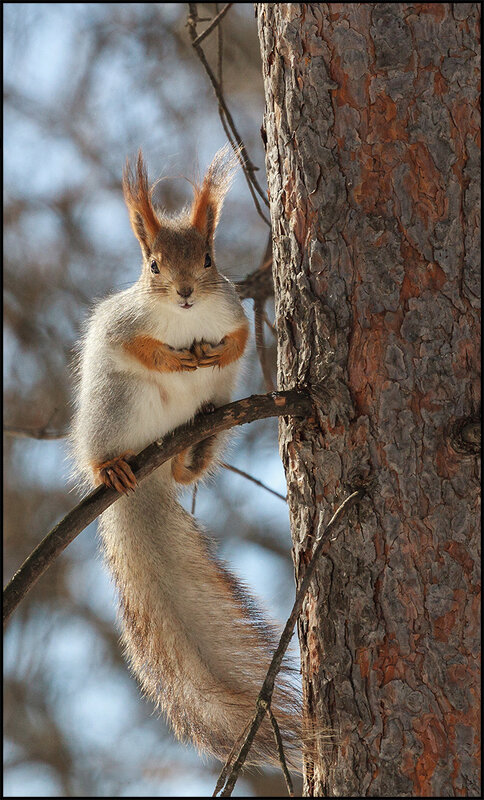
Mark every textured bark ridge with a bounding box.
[257,3,480,796]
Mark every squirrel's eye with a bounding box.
[150,260,159,274]
[204,253,212,269]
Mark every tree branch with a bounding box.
[221,462,286,502]
[3,407,63,440]
[3,389,312,628]
[3,422,286,503]
[268,707,295,797]
[235,258,273,301]
[192,3,233,47]
[187,3,271,226]
[3,425,66,440]
[214,489,365,797]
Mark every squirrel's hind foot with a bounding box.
[171,435,218,484]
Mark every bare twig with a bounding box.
[221,463,286,502]
[192,3,233,47]
[212,719,251,797]
[214,489,365,797]
[235,257,274,302]
[3,420,286,504]
[3,408,64,440]
[3,425,66,440]
[216,3,223,89]
[2,422,287,504]
[213,1,240,200]
[187,3,271,226]
[263,311,277,336]
[3,389,312,627]
[268,707,295,797]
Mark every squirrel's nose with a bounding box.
[177,286,193,299]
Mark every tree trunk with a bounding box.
[257,3,480,796]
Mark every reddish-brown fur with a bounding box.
[124,328,248,373]
[191,181,213,236]
[93,452,137,494]
[123,335,199,373]
[171,435,218,484]
[122,151,161,250]
[190,145,238,243]
[194,325,249,369]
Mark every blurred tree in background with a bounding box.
[4,4,298,796]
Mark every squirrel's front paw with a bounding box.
[166,345,199,372]
[194,339,226,368]
[95,453,138,495]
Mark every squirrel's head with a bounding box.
[122,146,238,311]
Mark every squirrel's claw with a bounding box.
[116,459,138,489]
[97,455,138,495]
[196,340,225,368]
[199,401,216,414]
[198,355,222,367]
[106,468,129,494]
[174,348,199,371]
[191,341,205,360]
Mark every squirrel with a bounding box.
[71,146,300,769]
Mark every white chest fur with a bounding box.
[110,292,242,445]
[150,293,237,349]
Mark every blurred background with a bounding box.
[3,4,301,797]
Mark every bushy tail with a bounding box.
[98,471,301,768]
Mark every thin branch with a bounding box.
[187,3,271,226]
[192,3,233,47]
[211,1,246,215]
[3,389,312,628]
[3,411,286,504]
[3,425,66,440]
[212,720,251,797]
[3,425,286,503]
[214,489,365,797]
[268,707,295,797]
[235,257,274,302]
[216,3,223,91]
[263,311,277,336]
[3,408,63,440]
[221,462,286,502]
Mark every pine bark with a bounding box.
[257,3,480,796]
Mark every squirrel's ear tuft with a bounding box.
[190,145,239,245]
[123,151,161,257]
